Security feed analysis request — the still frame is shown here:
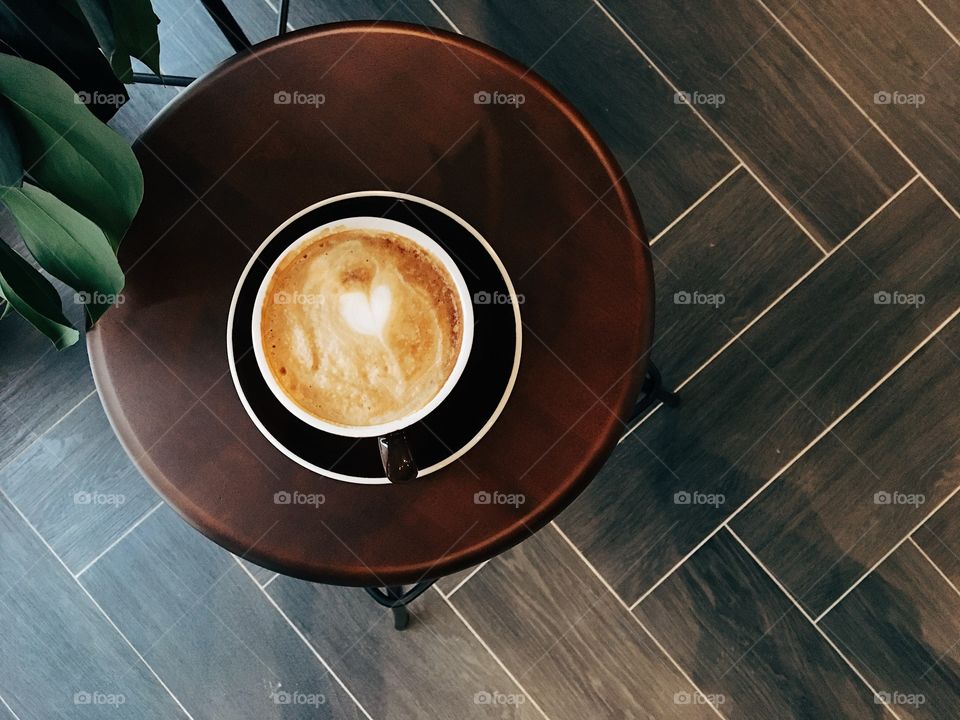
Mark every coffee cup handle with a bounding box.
[378,431,418,482]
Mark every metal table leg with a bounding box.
[629,360,680,425]
[364,580,435,630]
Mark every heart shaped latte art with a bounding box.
[261,229,463,426]
[338,284,393,337]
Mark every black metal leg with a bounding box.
[277,0,291,36]
[386,586,409,630]
[363,580,435,631]
[629,360,680,425]
[198,0,254,53]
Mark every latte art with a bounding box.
[260,228,464,427]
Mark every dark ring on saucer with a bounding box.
[228,193,521,483]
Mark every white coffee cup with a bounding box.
[251,216,475,441]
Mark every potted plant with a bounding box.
[0,0,162,348]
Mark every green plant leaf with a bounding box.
[1,183,123,324]
[73,0,161,80]
[110,0,162,77]
[0,53,143,250]
[0,100,23,187]
[0,238,79,348]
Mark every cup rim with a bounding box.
[250,215,475,437]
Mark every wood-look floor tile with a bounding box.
[914,492,960,589]
[0,497,188,720]
[239,558,277,587]
[764,0,960,217]
[81,505,364,720]
[436,0,737,237]
[223,0,451,44]
[0,296,93,468]
[153,0,234,75]
[636,530,885,718]
[268,576,541,719]
[919,0,960,35]
[600,0,913,244]
[109,85,181,143]
[435,564,483,595]
[732,318,960,617]
[649,167,822,384]
[0,395,161,574]
[450,525,719,719]
[821,541,960,719]
[558,179,960,604]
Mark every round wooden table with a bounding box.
[88,23,654,616]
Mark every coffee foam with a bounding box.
[261,228,463,427]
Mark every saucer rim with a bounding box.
[226,190,523,484]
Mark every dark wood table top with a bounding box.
[88,22,653,587]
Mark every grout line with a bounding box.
[0,488,197,720]
[0,694,23,720]
[550,524,633,609]
[260,0,296,31]
[915,0,960,54]
[426,0,463,33]
[0,389,97,475]
[260,572,279,589]
[591,0,829,254]
[751,0,960,223]
[75,501,164,578]
[814,476,960,623]
[436,586,554,720]
[630,302,960,609]
[649,164,744,246]
[551,523,728,719]
[908,537,960,600]
[726,527,903,719]
[233,558,375,720]
[619,173,921,441]
[441,560,489,598]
